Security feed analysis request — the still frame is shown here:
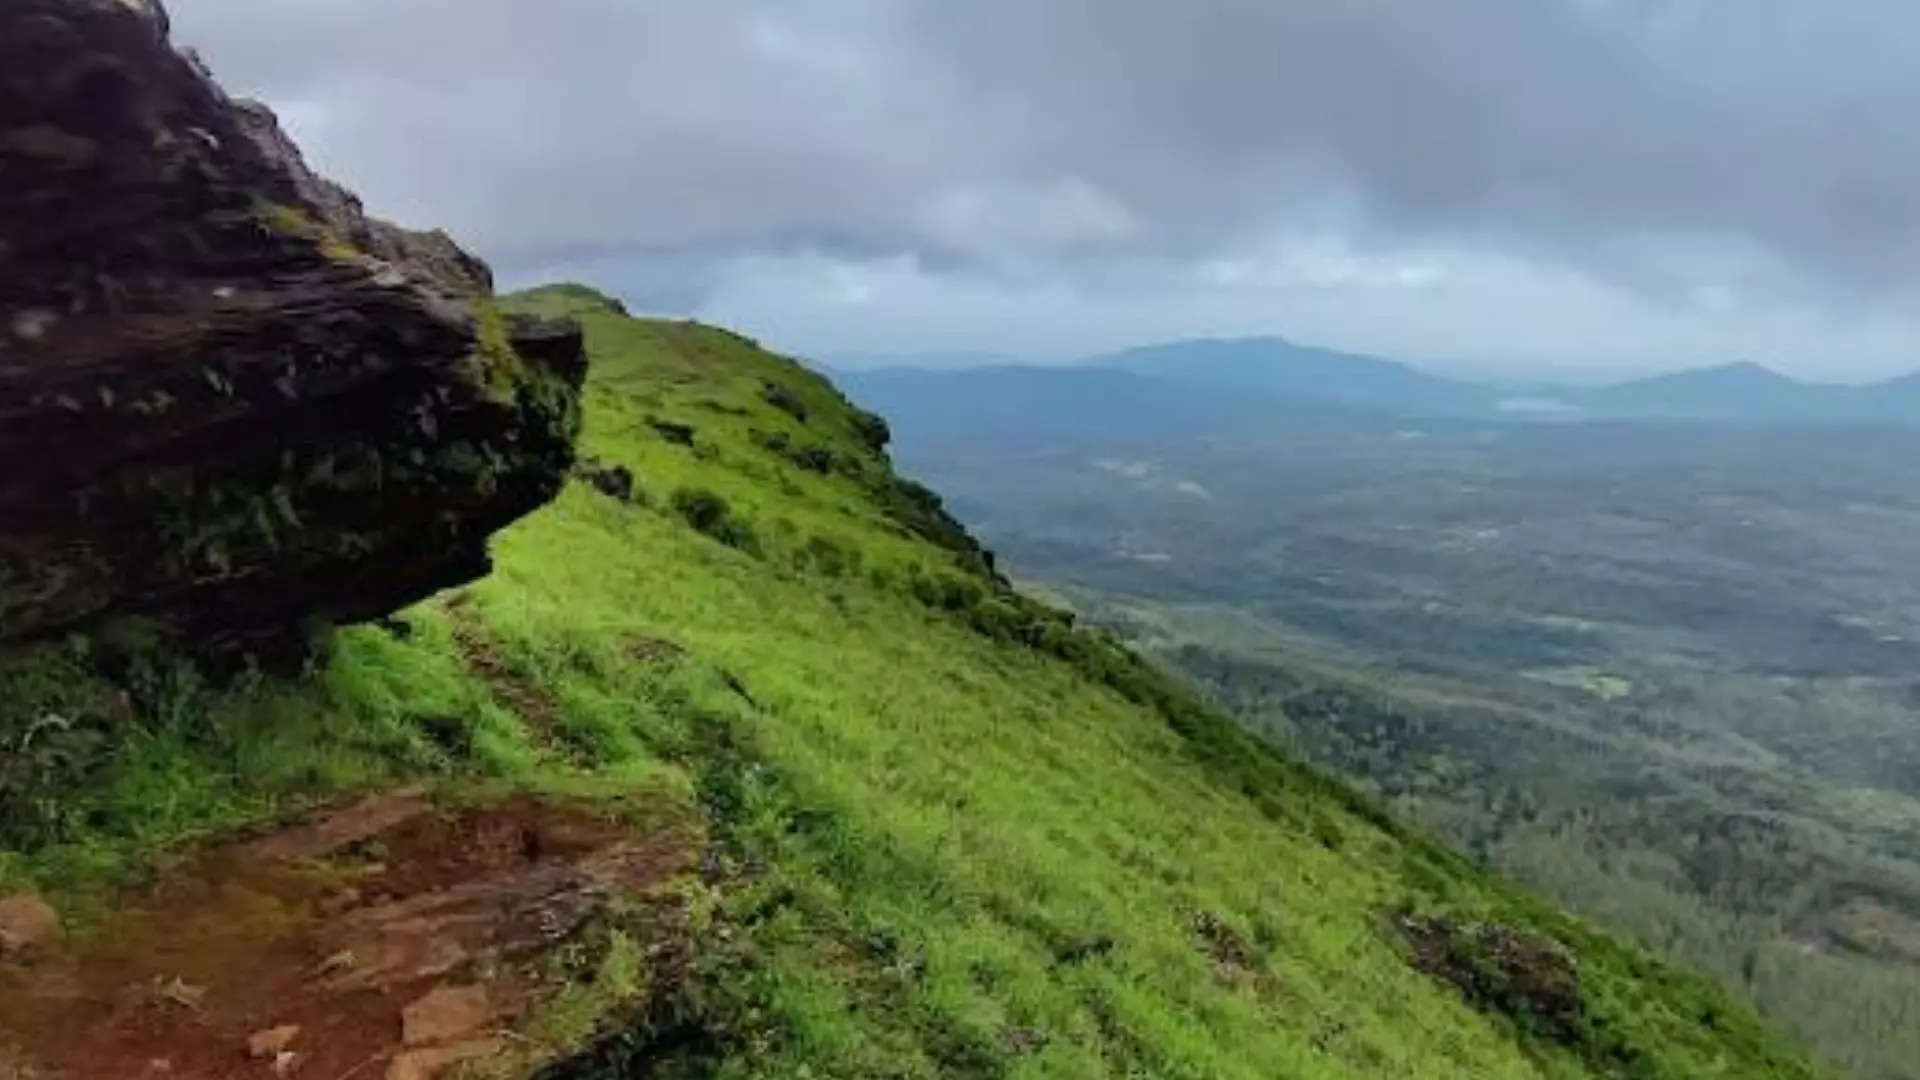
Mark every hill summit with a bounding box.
[1093,336,1489,415]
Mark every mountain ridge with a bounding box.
[842,335,1920,426]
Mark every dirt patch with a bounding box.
[1189,908,1278,996]
[444,600,578,761]
[390,1036,507,1080]
[625,635,688,667]
[0,791,698,1080]
[244,787,432,862]
[1190,907,1251,976]
[1398,913,1583,1044]
[402,985,498,1045]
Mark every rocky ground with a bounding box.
[0,789,697,1080]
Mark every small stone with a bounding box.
[273,1050,302,1075]
[312,949,358,978]
[400,985,493,1046]
[153,974,206,1010]
[8,308,57,343]
[0,894,60,957]
[246,1024,301,1059]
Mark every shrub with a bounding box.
[878,479,996,575]
[648,418,696,446]
[802,536,857,578]
[791,446,835,474]
[907,570,984,613]
[0,648,122,849]
[762,383,808,423]
[574,458,638,502]
[672,488,729,532]
[849,407,891,453]
[755,429,837,476]
[966,598,1024,639]
[671,488,760,553]
[715,519,761,554]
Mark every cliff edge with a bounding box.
[0,0,585,662]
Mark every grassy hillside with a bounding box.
[862,407,1920,1077]
[0,285,1821,1078]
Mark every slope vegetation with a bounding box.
[0,285,1818,1078]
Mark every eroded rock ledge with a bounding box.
[0,0,586,661]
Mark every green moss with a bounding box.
[472,300,530,402]
[252,199,314,239]
[250,199,363,263]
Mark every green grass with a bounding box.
[0,284,1822,1078]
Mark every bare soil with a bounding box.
[0,791,698,1080]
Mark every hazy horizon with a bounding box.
[816,337,1914,390]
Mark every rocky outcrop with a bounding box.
[0,0,586,661]
[1400,913,1584,1044]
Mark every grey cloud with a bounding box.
[908,0,1920,291]
[169,0,995,268]
[165,0,1920,369]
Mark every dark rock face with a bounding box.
[0,0,586,661]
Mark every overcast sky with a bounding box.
[167,1,1920,381]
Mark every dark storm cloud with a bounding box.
[166,0,1920,354]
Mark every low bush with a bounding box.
[761,383,808,423]
[848,407,890,453]
[790,446,835,474]
[878,479,997,576]
[574,458,638,503]
[801,536,858,578]
[907,570,984,613]
[0,650,116,849]
[670,488,760,553]
[648,418,696,446]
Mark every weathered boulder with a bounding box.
[0,0,586,661]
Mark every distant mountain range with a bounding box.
[836,363,1388,451]
[1570,361,1920,421]
[1091,337,1492,416]
[839,337,1920,432]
